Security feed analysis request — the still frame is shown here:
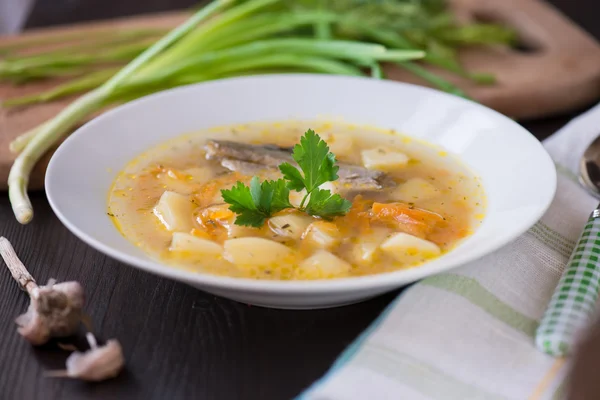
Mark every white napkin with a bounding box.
[297,103,600,400]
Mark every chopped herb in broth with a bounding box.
[107,120,485,280]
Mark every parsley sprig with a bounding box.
[221,129,352,227]
[221,177,292,228]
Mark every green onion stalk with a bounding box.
[3,13,424,107]
[0,30,167,84]
[0,28,166,56]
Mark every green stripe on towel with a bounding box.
[422,274,538,337]
[357,344,510,400]
[537,221,576,248]
[529,225,574,259]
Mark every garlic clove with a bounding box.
[38,280,85,338]
[51,281,85,309]
[63,334,125,381]
[15,304,51,346]
[16,279,85,345]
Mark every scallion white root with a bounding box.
[9,123,46,154]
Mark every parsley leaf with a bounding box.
[279,129,339,193]
[221,177,292,227]
[234,209,268,227]
[268,179,294,212]
[221,181,256,215]
[305,188,352,218]
[278,163,305,192]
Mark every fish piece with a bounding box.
[205,140,293,167]
[205,140,394,191]
[220,159,281,180]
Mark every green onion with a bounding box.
[3,68,119,107]
[133,39,422,82]
[435,23,518,46]
[399,61,467,98]
[202,12,339,50]
[314,0,332,40]
[0,28,165,57]
[369,62,384,79]
[137,0,280,77]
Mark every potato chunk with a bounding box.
[325,133,354,156]
[302,221,341,250]
[183,167,215,184]
[350,227,390,264]
[380,232,440,265]
[169,232,223,256]
[289,189,306,208]
[361,147,409,170]
[289,182,337,208]
[268,214,313,240]
[318,181,337,193]
[224,223,260,239]
[155,167,213,194]
[393,178,440,202]
[153,191,195,232]
[224,238,297,269]
[295,250,351,279]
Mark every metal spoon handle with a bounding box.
[536,206,600,356]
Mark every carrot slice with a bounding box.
[192,172,248,208]
[371,202,445,238]
[336,195,373,235]
[372,202,444,223]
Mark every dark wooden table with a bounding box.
[1,1,599,399]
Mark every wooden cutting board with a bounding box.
[1,0,600,191]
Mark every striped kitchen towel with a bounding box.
[297,102,600,400]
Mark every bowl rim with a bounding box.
[45,73,557,294]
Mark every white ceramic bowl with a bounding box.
[45,74,556,309]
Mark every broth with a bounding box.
[108,120,485,280]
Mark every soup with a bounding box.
[108,120,485,280]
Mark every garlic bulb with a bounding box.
[15,280,85,345]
